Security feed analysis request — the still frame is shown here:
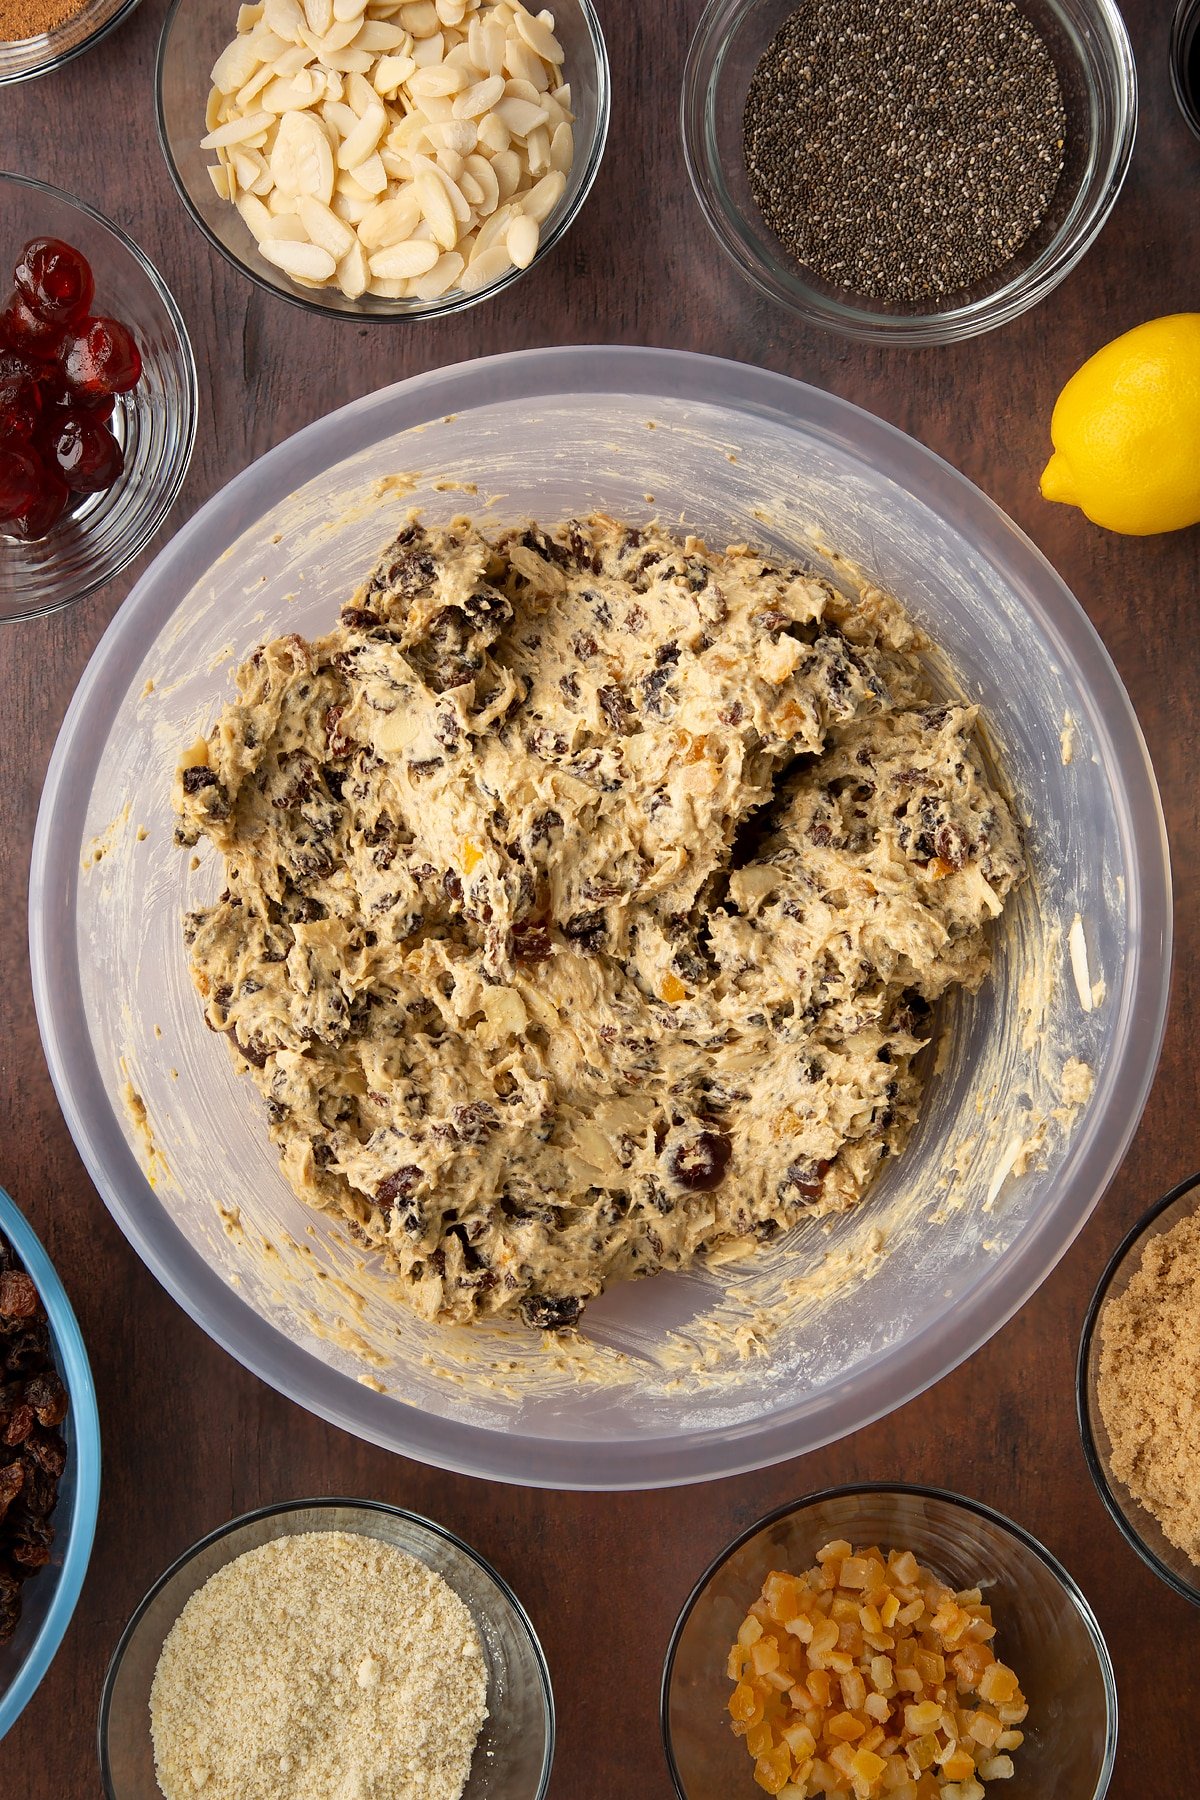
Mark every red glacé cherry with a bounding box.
[0,447,43,523]
[59,317,142,398]
[0,347,45,410]
[7,469,69,540]
[43,411,124,493]
[14,238,95,328]
[0,290,65,355]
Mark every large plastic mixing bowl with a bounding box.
[29,348,1171,1490]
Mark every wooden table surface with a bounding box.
[3,1,1198,1793]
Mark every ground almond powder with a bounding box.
[149,1530,488,1800]
[1096,1211,1200,1567]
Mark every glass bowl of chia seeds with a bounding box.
[681,0,1137,343]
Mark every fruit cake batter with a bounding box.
[174,514,1025,1330]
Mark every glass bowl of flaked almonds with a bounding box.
[99,1497,555,1800]
[662,1485,1117,1800]
[155,0,609,320]
[1078,1170,1200,1608]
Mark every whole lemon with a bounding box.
[1040,313,1200,534]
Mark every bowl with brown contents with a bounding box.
[681,0,1137,343]
[0,1183,100,1740]
[31,346,1170,1489]
[1078,1170,1200,1607]
[662,1485,1117,1799]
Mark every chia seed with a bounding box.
[742,0,1067,303]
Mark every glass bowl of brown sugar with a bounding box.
[1078,1170,1200,1608]
[681,0,1137,344]
[0,0,143,87]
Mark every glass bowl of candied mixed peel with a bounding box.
[155,0,610,319]
[31,346,1170,1489]
[662,1485,1118,1800]
[1078,1170,1200,1607]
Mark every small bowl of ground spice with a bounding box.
[99,1497,555,1800]
[1078,1171,1200,1608]
[0,0,141,87]
[681,0,1137,343]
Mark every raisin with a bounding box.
[181,766,218,796]
[512,920,552,963]
[443,869,464,903]
[808,822,833,847]
[934,823,968,870]
[23,1430,66,1478]
[376,1166,424,1210]
[0,1274,38,1322]
[452,1102,499,1144]
[598,684,631,731]
[341,606,382,630]
[572,632,599,659]
[407,758,444,781]
[564,909,606,947]
[529,808,562,846]
[780,1158,831,1202]
[2,1406,33,1446]
[9,1519,53,1569]
[0,1460,24,1524]
[519,1292,583,1331]
[668,1130,732,1191]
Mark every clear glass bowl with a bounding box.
[98,1498,554,1799]
[0,1183,101,1742]
[0,173,198,623]
[1170,0,1200,139]
[1077,1170,1200,1608]
[661,1485,1118,1799]
[154,0,610,322]
[681,0,1137,343]
[29,347,1171,1490]
[0,0,141,87]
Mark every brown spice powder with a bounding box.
[1097,1211,1200,1567]
[0,0,88,44]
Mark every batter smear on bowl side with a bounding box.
[173,514,1025,1330]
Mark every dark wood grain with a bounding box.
[2,2,1198,1794]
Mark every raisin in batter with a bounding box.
[174,515,1025,1329]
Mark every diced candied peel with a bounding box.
[726,1541,1028,1798]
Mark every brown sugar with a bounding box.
[1096,1211,1200,1567]
[0,0,88,44]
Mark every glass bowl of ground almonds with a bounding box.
[662,1485,1118,1800]
[98,1497,555,1800]
[681,0,1137,343]
[1079,1171,1200,1608]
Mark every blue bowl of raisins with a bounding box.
[0,1183,100,1741]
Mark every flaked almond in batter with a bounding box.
[174,514,1024,1330]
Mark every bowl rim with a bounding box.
[96,1494,556,1800]
[0,169,199,624]
[29,344,1173,1490]
[659,1480,1119,1800]
[1076,1169,1200,1609]
[1169,0,1200,140]
[0,0,144,89]
[153,0,611,323]
[679,0,1139,345]
[0,1183,101,1743]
